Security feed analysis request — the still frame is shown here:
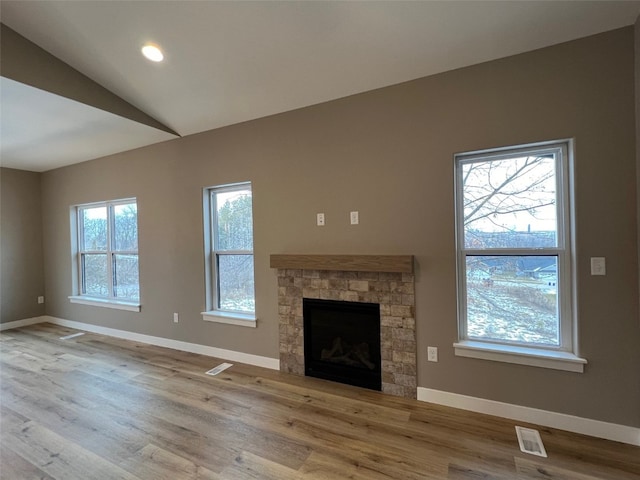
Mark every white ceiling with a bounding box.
[1,77,176,172]
[1,1,639,172]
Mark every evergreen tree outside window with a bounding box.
[76,199,139,302]
[207,183,255,315]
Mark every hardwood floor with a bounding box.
[1,323,638,480]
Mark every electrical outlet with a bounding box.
[427,346,438,362]
[590,257,606,276]
[37,296,45,304]
[173,313,179,323]
[317,213,325,226]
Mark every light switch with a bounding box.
[350,211,359,225]
[590,257,606,276]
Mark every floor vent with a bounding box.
[205,362,233,376]
[515,426,548,457]
[60,332,85,340]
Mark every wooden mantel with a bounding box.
[269,254,414,273]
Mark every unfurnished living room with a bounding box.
[1,1,640,479]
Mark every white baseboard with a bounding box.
[0,316,48,331]
[43,316,279,370]
[418,387,640,447]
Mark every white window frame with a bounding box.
[201,182,257,327]
[453,140,586,372]
[69,198,140,311]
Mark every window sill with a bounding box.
[453,340,587,373]
[68,296,141,312]
[201,310,257,328]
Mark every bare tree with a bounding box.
[462,155,556,249]
[463,155,555,226]
[461,154,560,345]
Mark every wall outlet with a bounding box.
[37,296,45,304]
[427,346,438,362]
[317,213,325,226]
[173,312,179,323]
[590,257,606,276]
[350,211,359,225]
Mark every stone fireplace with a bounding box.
[271,255,417,398]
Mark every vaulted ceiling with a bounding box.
[1,1,639,172]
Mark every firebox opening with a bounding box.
[303,298,381,391]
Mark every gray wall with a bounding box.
[41,27,640,427]
[1,168,45,323]
[636,15,640,326]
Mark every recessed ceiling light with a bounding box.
[141,44,164,62]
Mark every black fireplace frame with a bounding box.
[303,298,381,391]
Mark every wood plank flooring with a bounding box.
[1,323,638,480]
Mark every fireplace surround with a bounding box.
[272,255,417,398]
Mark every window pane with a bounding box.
[465,255,559,346]
[217,254,255,312]
[215,189,253,251]
[462,155,557,249]
[81,206,107,251]
[114,254,139,300]
[113,203,138,251]
[82,253,108,296]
